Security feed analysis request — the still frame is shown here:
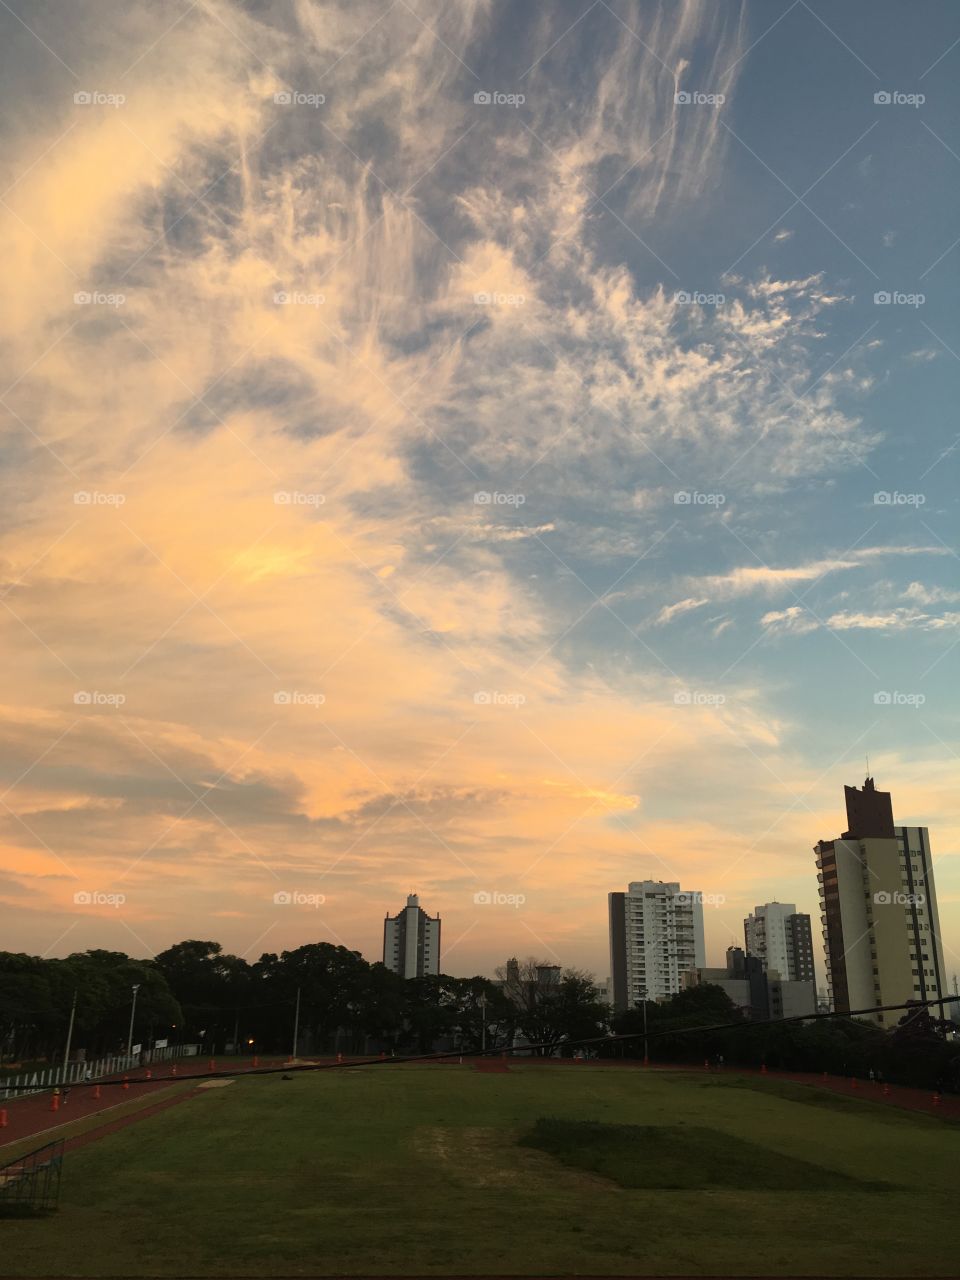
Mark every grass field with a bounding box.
[2,1064,957,1277]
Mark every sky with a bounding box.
[0,0,958,989]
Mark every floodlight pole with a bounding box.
[639,985,649,1065]
[62,990,78,1083]
[291,986,301,1062]
[127,984,141,1063]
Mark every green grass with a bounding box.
[1,1064,957,1276]
[519,1118,888,1190]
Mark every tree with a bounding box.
[610,983,743,1063]
[0,954,56,1062]
[497,958,608,1055]
[155,941,251,1051]
[254,943,373,1054]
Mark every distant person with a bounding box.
[868,1068,875,1083]
[718,1054,724,1070]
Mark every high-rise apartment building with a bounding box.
[383,894,441,978]
[815,778,946,1027]
[744,903,815,982]
[609,880,706,1010]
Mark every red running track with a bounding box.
[0,1056,281,1151]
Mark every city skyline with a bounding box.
[0,2,957,987]
[0,763,954,992]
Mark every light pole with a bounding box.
[480,992,487,1054]
[291,986,301,1062]
[638,985,649,1065]
[62,990,78,1084]
[127,984,141,1063]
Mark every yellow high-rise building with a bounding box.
[815,778,946,1027]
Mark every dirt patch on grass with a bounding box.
[412,1124,616,1192]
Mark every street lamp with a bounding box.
[62,990,78,1083]
[127,984,141,1063]
[291,986,301,1062]
[638,985,649,1065]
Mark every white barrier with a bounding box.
[0,1044,192,1100]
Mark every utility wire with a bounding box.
[15,993,957,1092]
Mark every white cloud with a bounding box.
[760,607,819,637]
[827,609,960,632]
[654,597,709,626]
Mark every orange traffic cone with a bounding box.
[0,1108,7,1128]
[93,1084,101,1100]
[122,1075,129,1091]
[883,1084,890,1096]
[851,1078,858,1089]
[145,1069,152,1080]
[336,1052,342,1064]
[933,1093,941,1107]
[171,1064,177,1077]
[50,1090,60,1112]
[252,1055,259,1068]
[208,1059,215,1073]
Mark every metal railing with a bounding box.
[0,1140,65,1216]
[0,1043,195,1101]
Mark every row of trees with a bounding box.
[0,944,607,1065]
[606,983,960,1091]
[2,941,956,1090]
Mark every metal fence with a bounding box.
[0,1140,65,1216]
[0,1043,196,1101]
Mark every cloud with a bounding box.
[760,607,819,637]
[654,597,708,626]
[761,604,960,636]
[827,609,960,632]
[690,546,947,603]
[1,0,955,976]
[903,581,960,606]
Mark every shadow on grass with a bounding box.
[519,1118,894,1191]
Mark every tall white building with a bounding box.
[744,903,815,982]
[383,894,441,979]
[815,778,947,1027]
[609,880,706,1010]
